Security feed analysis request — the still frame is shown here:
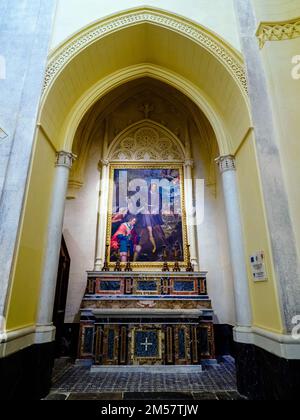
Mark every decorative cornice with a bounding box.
[216,155,236,173]
[56,151,77,169]
[44,9,248,96]
[257,17,300,49]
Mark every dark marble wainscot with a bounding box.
[0,342,55,400]
[235,342,300,400]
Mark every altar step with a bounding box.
[90,365,203,374]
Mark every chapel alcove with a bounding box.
[60,78,235,366]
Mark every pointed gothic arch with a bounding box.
[38,7,252,157]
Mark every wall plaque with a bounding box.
[250,251,268,282]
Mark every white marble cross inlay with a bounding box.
[141,337,153,352]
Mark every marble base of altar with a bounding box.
[78,272,215,366]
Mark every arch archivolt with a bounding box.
[39,7,253,166]
[44,7,248,97]
[67,76,219,196]
[59,64,230,155]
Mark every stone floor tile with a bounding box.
[124,392,194,400]
[67,392,123,400]
[192,392,218,400]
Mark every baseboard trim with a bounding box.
[234,326,300,359]
[0,325,56,358]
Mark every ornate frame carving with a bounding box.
[44,8,248,96]
[106,162,188,269]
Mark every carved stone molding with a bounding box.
[257,18,300,49]
[109,122,184,162]
[56,151,76,169]
[44,9,248,96]
[216,155,236,173]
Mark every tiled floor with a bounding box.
[47,356,246,400]
[46,391,245,400]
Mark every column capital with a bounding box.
[216,155,236,173]
[98,159,110,171]
[56,151,76,169]
[184,159,194,168]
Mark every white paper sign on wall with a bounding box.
[250,251,268,282]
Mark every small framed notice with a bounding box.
[250,251,268,282]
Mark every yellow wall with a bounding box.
[5,131,56,331]
[261,38,300,259]
[236,132,283,333]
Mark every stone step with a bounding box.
[90,365,203,374]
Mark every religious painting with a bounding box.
[107,164,187,266]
